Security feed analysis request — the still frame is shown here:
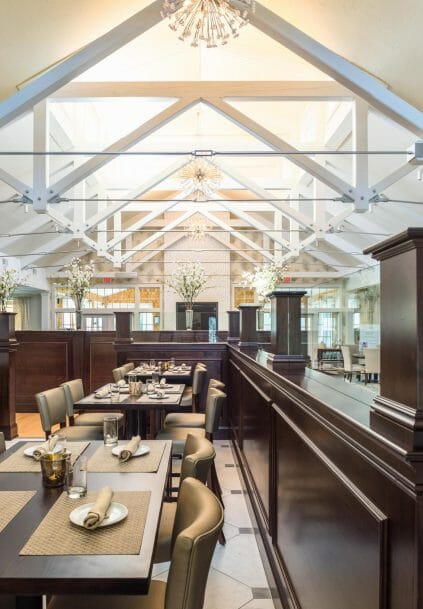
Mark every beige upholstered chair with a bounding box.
[61,379,124,429]
[35,387,103,441]
[122,362,135,374]
[341,345,364,382]
[179,364,207,412]
[154,434,216,563]
[163,381,224,429]
[112,366,124,383]
[0,432,5,454]
[48,477,224,609]
[363,347,380,384]
[157,389,226,454]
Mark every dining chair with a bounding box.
[48,477,224,609]
[154,433,216,563]
[122,362,135,374]
[0,432,5,454]
[363,347,380,384]
[61,379,125,430]
[179,364,207,412]
[112,366,124,383]
[341,345,364,382]
[35,387,103,441]
[163,381,224,429]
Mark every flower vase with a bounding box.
[74,296,83,330]
[185,308,194,331]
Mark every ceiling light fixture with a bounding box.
[178,158,222,201]
[161,0,255,48]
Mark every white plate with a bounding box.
[111,444,150,458]
[24,444,63,458]
[69,502,128,528]
[148,394,169,400]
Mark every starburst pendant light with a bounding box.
[178,158,222,201]
[161,0,255,47]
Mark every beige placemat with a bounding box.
[0,491,36,533]
[0,442,90,473]
[20,490,150,556]
[87,441,166,473]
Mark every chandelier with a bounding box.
[178,158,222,201]
[161,0,255,48]
[185,219,210,241]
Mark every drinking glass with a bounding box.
[149,359,156,370]
[169,358,175,370]
[146,379,155,395]
[103,415,119,446]
[65,456,87,498]
[128,372,137,396]
[152,371,160,385]
[40,453,68,488]
[110,384,120,404]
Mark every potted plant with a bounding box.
[64,257,94,330]
[242,263,285,329]
[0,267,19,339]
[167,262,208,330]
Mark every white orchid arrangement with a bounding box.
[242,263,285,302]
[64,257,94,309]
[166,262,208,309]
[0,268,19,312]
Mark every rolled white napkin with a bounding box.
[116,379,126,387]
[83,486,114,530]
[119,435,141,462]
[33,435,59,460]
[95,386,109,399]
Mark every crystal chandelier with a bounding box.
[185,219,210,241]
[178,158,222,201]
[161,0,255,48]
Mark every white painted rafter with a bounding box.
[0,1,162,128]
[48,98,197,201]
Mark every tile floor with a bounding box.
[7,427,278,609]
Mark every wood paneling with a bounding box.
[228,347,419,609]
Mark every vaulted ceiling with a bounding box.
[0,0,422,286]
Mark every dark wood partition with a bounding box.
[228,347,419,609]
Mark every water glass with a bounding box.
[152,371,160,385]
[103,415,119,446]
[65,456,87,499]
[149,359,156,370]
[40,453,68,488]
[146,379,155,395]
[110,384,120,404]
[128,373,137,396]
[169,358,175,370]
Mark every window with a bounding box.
[234,286,255,308]
[56,312,76,330]
[317,312,339,346]
[85,317,103,331]
[139,312,160,331]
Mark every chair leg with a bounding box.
[209,461,226,545]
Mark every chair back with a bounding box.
[122,362,135,374]
[112,367,123,383]
[364,348,380,373]
[341,345,353,372]
[208,378,225,390]
[205,389,226,435]
[35,387,67,433]
[0,432,5,454]
[181,434,216,485]
[192,366,207,396]
[61,379,84,417]
[166,477,224,609]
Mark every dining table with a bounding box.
[0,438,172,609]
[75,383,186,438]
[126,364,193,384]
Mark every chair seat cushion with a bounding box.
[75,411,124,428]
[156,427,204,455]
[64,425,103,441]
[48,581,166,609]
[164,413,205,429]
[180,392,193,408]
[154,501,176,564]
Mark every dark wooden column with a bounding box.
[266,290,307,374]
[364,228,423,451]
[114,311,133,367]
[238,304,259,347]
[0,313,18,439]
[227,310,240,343]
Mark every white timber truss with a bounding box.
[0,0,422,280]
